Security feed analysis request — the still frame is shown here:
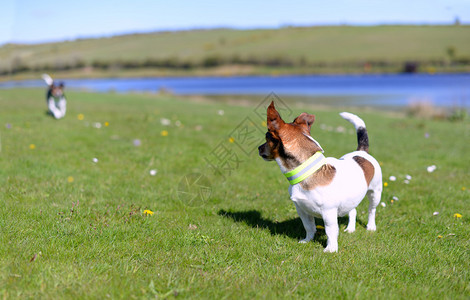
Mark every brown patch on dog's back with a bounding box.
[353,156,375,185]
[300,164,336,190]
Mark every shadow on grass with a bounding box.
[218,209,327,247]
[219,209,305,239]
[218,209,367,248]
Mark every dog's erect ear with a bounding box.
[293,112,315,132]
[267,101,285,132]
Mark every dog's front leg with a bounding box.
[323,209,339,253]
[294,202,316,243]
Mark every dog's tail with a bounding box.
[41,74,53,86]
[339,112,369,153]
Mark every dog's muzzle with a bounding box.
[258,144,270,160]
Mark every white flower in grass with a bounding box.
[427,165,437,173]
[389,176,396,181]
[149,169,157,176]
[218,110,224,116]
[93,122,102,129]
[404,179,410,184]
[133,139,141,147]
[335,126,345,133]
[405,174,412,180]
[160,118,171,126]
[433,212,439,216]
[380,202,386,207]
[392,196,399,201]
[92,158,98,163]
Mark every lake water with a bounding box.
[1,74,469,108]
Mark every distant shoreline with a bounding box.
[1,64,470,83]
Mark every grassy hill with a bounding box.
[1,25,470,78]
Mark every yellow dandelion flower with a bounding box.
[462,187,467,191]
[77,114,84,121]
[454,213,462,218]
[316,225,325,230]
[29,144,36,150]
[143,209,154,216]
[67,176,74,183]
[161,130,168,137]
[104,122,109,127]
[438,235,443,238]
[229,137,235,143]
[384,182,388,187]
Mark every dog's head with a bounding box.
[51,82,65,98]
[258,101,323,168]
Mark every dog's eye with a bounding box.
[266,132,280,146]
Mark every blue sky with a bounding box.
[1,0,469,45]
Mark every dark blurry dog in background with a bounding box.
[42,74,67,119]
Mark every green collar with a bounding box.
[284,152,326,185]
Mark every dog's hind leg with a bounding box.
[366,189,381,231]
[344,208,357,233]
[294,202,316,243]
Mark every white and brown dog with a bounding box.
[258,102,382,252]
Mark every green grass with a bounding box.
[2,25,470,79]
[0,89,469,299]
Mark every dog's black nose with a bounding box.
[258,145,268,159]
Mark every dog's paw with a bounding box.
[298,238,312,244]
[344,227,355,233]
[366,225,376,231]
[323,245,338,253]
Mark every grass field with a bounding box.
[2,25,470,79]
[0,89,469,299]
